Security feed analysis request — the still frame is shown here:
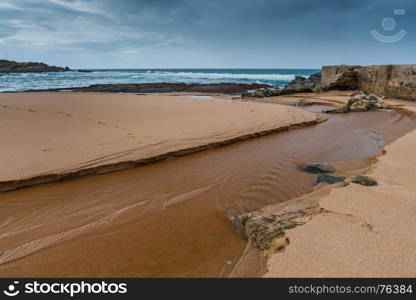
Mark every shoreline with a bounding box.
[263,126,416,276]
[234,92,416,277]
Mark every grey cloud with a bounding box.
[0,0,415,68]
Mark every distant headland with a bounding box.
[0,60,92,73]
[0,59,70,73]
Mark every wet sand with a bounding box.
[264,105,416,277]
[0,104,414,277]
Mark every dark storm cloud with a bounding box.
[0,0,415,68]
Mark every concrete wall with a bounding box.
[322,65,416,101]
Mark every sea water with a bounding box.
[0,68,319,92]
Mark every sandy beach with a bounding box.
[264,123,416,277]
[0,92,320,191]
[1,89,416,277]
[237,92,416,277]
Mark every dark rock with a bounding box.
[300,163,336,174]
[0,59,70,73]
[284,72,322,91]
[235,208,306,252]
[324,107,349,114]
[317,174,345,184]
[344,175,378,186]
[77,69,93,73]
[325,95,388,114]
[349,100,375,112]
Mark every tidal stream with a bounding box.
[0,106,415,277]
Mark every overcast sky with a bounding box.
[0,0,415,69]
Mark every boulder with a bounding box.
[317,174,345,184]
[349,100,375,112]
[283,72,322,91]
[347,97,361,107]
[300,163,336,174]
[326,96,388,114]
[235,209,307,252]
[373,102,388,109]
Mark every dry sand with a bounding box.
[0,92,320,186]
[263,100,416,277]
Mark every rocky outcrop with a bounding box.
[33,82,271,94]
[323,67,359,90]
[284,72,322,91]
[343,175,378,187]
[0,60,70,73]
[317,174,345,185]
[241,72,322,98]
[234,207,310,253]
[324,92,388,114]
[241,88,282,98]
[322,65,416,101]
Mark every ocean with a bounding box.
[0,68,320,92]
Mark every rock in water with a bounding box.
[317,174,345,184]
[235,209,307,252]
[344,175,378,186]
[325,95,388,114]
[300,163,336,174]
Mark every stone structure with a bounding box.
[322,65,416,101]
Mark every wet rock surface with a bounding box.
[300,163,336,174]
[343,175,378,187]
[284,72,322,91]
[317,174,346,185]
[241,72,322,98]
[324,92,388,114]
[234,207,311,252]
[0,60,70,73]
